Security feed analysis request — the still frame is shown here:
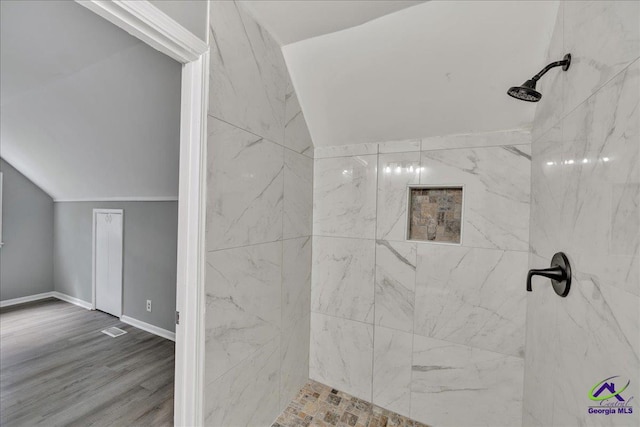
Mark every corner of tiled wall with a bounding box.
[204,1,314,425]
[524,2,639,427]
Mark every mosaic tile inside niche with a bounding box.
[273,380,430,427]
[408,187,462,243]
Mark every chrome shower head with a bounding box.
[507,54,571,103]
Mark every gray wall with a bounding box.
[523,2,639,426]
[0,159,54,301]
[2,0,182,201]
[53,201,178,332]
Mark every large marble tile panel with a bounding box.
[280,313,310,412]
[372,326,412,417]
[282,236,312,329]
[522,253,559,427]
[532,2,564,142]
[374,240,416,333]
[551,278,639,427]
[204,241,281,382]
[422,129,531,151]
[284,149,313,239]
[313,155,377,239]
[281,237,311,408]
[208,0,286,143]
[560,61,639,296]
[309,312,374,401]
[378,138,421,154]
[529,123,565,261]
[311,236,375,323]
[204,339,280,427]
[420,145,531,251]
[284,77,314,157]
[563,1,640,116]
[411,335,524,427]
[206,117,284,251]
[376,152,421,242]
[314,143,378,159]
[414,244,527,357]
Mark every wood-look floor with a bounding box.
[0,298,174,426]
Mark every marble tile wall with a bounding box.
[524,2,639,427]
[205,1,314,425]
[311,129,531,426]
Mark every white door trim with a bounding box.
[76,2,208,426]
[76,0,208,63]
[92,208,124,313]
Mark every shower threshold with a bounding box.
[273,380,430,427]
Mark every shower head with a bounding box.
[507,54,571,103]
[507,79,541,102]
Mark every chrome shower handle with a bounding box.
[526,252,572,297]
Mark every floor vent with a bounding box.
[101,327,127,338]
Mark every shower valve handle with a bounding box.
[527,267,565,291]
[526,252,572,297]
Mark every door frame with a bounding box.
[91,208,124,316]
[76,2,209,425]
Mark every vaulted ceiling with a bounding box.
[278,0,559,147]
[1,0,561,194]
[240,0,424,45]
[0,0,181,200]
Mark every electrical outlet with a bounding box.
[146,300,152,312]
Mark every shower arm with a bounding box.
[531,55,572,82]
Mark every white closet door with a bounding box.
[95,211,123,317]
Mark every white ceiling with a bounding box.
[283,0,560,147]
[239,0,424,45]
[1,1,181,200]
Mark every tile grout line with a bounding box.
[313,141,533,160]
[313,128,533,159]
[308,153,315,389]
[207,113,314,160]
[420,142,533,152]
[408,153,423,418]
[279,120,285,411]
[550,5,565,425]
[312,234,531,254]
[369,145,380,408]
[207,235,312,253]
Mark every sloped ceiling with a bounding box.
[282,1,560,147]
[0,0,181,200]
[239,0,424,45]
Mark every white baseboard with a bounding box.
[0,292,56,308]
[1,291,91,309]
[1,293,174,342]
[120,315,175,341]
[51,292,93,310]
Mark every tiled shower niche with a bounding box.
[407,186,463,243]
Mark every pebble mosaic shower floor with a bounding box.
[273,380,430,427]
